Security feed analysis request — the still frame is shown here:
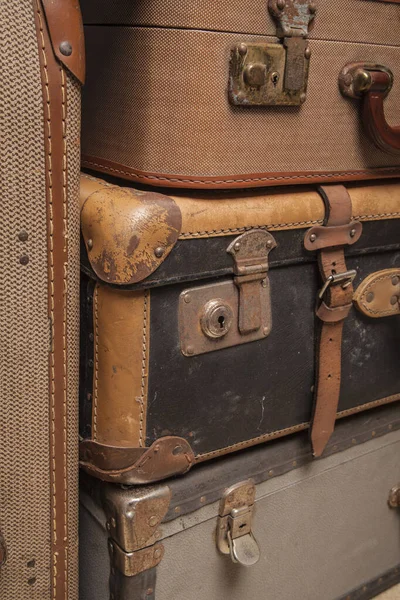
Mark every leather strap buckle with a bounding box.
[318,269,357,300]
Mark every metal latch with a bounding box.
[217,480,260,567]
[227,230,276,335]
[229,0,316,106]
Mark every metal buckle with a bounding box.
[318,270,357,300]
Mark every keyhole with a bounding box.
[218,315,225,329]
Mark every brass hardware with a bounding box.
[0,531,7,568]
[339,63,393,100]
[216,481,260,567]
[109,540,164,577]
[201,299,234,339]
[227,230,276,335]
[388,484,400,508]
[179,230,276,356]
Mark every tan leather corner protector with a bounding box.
[171,181,400,239]
[41,0,85,83]
[93,285,150,447]
[354,269,400,318]
[80,437,195,485]
[81,180,182,285]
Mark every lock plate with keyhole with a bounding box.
[201,299,233,339]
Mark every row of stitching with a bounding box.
[60,67,68,600]
[93,286,99,440]
[138,291,148,448]
[82,159,400,185]
[36,4,58,597]
[195,394,400,460]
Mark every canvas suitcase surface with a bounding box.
[79,174,400,484]
[0,1,84,597]
[80,0,400,190]
[79,404,400,600]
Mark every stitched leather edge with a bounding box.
[194,393,400,462]
[82,156,400,189]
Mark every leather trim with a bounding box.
[304,221,362,251]
[81,175,400,240]
[35,2,75,597]
[80,179,182,285]
[82,155,400,190]
[93,285,149,447]
[194,393,400,463]
[79,437,195,484]
[354,268,400,318]
[41,0,85,83]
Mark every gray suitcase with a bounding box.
[80,403,400,600]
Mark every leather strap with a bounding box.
[306,185,361,457]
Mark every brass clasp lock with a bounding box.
[217,481,260,567]
[229,0,316,106]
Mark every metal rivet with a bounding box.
[304,46,311,60]
[238,43,248,56]
[392,276,399,286]
[309,3,317,14]
[88,359,94,368]
[366,292,374,303]
[183,294,191,304]
[309,233,317,242]
[263,327,269,336]
[261,279,267,288]
[350,228,356,238]
[299,93,307,104]
[186,346,194,355]
[234,242,241,252]
[148,516,158,527]
[154,548,162,559]
[390,295,398,306]
[146,589,154,596]
[154,246,165,258]
[153,444,160,453]
[18,230,28,242]
[19,255,29,265]
[352,438,357,444]
[172,445,183,456]
[174,506,181,514]
[277,0,286,9]
[111,517,116,528]
[106,522,111,531]
[292,460,297,467]
[266,240,273,249]
[268,470,274,476]
[371,430,376,437]
[59,41,72,56]
[87,238,93,250]
[155,530,162,540]
[200,496,206,503]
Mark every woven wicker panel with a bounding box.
[82,27,400,181]
[65,73,81,600]
[0,1,51,597]
[81,0,400,46]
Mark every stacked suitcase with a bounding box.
[78,1,400,598]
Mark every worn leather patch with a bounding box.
[81,183,182,284]
[354,268,400,318]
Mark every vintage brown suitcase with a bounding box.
[80,0,400,190]
[80,403,400,600]
[0,1,84,598]
[79,174,400,484]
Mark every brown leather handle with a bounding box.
[339,63,400,155]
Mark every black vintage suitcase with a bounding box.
[79,174,400,484]
[79,403,400,600]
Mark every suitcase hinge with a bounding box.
[229,0,316,106]
[216,480,260,567]
[227,230,276,335]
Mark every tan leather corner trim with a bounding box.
[93,285,149,447]
[81,178,182,285]
[41,0,85,83]
[354,269,400,318]
[82,155,400,190]
[194,394,400,463]
[168,182,400,239]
